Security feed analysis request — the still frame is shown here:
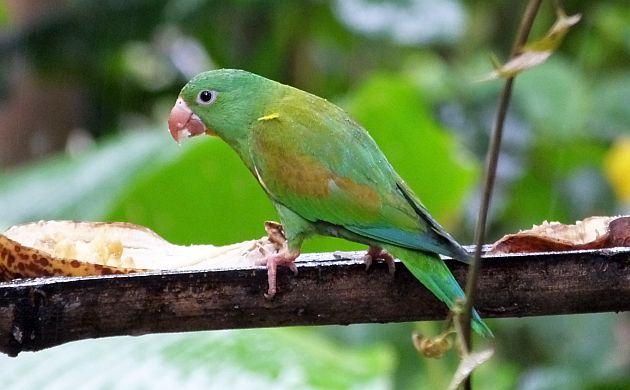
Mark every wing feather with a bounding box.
[249,90,466,260]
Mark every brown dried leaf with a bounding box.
[412,331,454,359]
[481,10,581,81]
[447,349,494,390]
[609,217,630,247]
[489,216,630,254]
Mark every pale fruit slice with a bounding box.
[0,220,280,281]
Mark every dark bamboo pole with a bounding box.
[1,247,628,357]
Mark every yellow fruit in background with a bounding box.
[604,136,630,202]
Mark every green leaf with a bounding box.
[0,328,395,389]
[514,57,589,140]
[105,136,276,246]
[589,74,630,139]
[0,130,174,231]
[500,139,612,232]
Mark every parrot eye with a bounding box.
[197,90,218,105]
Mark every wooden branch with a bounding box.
[1,247,629,357]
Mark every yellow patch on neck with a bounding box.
[257,113,280,121]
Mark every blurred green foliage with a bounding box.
[1,0,629,389]
[1,329,395,389]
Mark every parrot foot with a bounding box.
[363,246,396,274]
[257,248,300,299]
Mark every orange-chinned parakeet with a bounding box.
[168,69,491,337]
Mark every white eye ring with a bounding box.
[197,90,218,105]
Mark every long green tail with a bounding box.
[383,245,493,337]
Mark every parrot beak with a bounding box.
[168,98,215,143]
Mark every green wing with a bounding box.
[250,89,467,260]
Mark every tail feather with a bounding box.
[384,245,493,338]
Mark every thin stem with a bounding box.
[461,0,543,388]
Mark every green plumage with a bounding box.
[176,69,491,337]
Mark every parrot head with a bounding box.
[168,69,279,144]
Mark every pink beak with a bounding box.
[167,98,214,143]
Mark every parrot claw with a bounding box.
[258,249,300,299]
[363,246,396,275]
[263,221,287,246]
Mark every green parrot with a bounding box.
[168,69,491,337]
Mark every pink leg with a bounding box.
[258,248,300,299]
[363,245,396,274]
[257,221,300,298]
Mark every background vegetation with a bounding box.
[1,1,629,388]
